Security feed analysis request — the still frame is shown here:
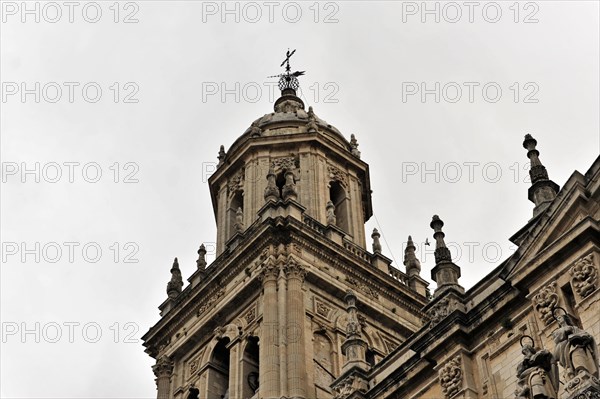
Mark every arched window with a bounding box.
[207,338,230,399]
[227,191,243,239]
[329,181,349,233]
[241,336,259,398]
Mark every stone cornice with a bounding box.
[143,208,428,356]
[507,217,600,287]
[142,219,276,353]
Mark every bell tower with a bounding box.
[208,56,373,255]
[143,53,430,399]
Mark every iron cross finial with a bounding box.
[280,48,296,73]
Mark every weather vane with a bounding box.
[268,49,305,92]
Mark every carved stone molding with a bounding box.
[196,289,225,317]
[438,356,463,399]
[533,282,559,325]
[346,276,379,300]
[570,254,598,299]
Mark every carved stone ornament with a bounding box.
[284,258,307,281]
[425,297,457,328]
[438,356,463,399]
[333,375,366,399]
[196,289,225,316]
[328,165,348,187]
[189,359,199,375]
[227,169,244,195]
[152,356,174,378]
[533,282,559,325]
[551,313,600,391]
[315,300,332,319]
[570,254,598,299]
[514,343,559,399]
[245,307,256,324]
[306,106,319,132]
[274,98,302,113]
[346,277,379,300]
[271,157,297,173]
[249,121,262,137]
[258,258,279,282]
[188,350,205,376]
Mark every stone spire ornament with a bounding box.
[281,169,298,201]
[167,257,183,299]
[196,244,207,270]
[404,235,422,277]
[523,134,559,218]
[404,235,429,297]
[371,228,382,254]
[350,134,361,158]
[217,145,226,167]
[326,200,336,225]
[341,290,369,372]
[264,165,280,203]
[430,215,464,296]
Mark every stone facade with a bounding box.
[143,81,600,399]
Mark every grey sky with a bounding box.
[1,1,599,397]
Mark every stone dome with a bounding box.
[226,91,352,155]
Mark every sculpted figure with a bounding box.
[515,339,558,399]
[552,312,599,382]
[234,207,244,232]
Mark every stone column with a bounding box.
[278,266,288,398]
[227,339,240,399]
[285,258,308,399]
[259,260,280,398]
[152,356,174,399]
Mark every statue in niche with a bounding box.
[326,200,336,225]
[551,308,599,385]
[515,336,559,399]
[234,207,244,232]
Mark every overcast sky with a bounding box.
[1,1,599,397]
